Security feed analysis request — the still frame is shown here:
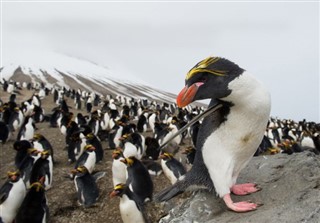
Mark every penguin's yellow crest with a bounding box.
[186,57,226,80]
[7,170,20,177]
[114,183,125,190]
[29,182,44,192]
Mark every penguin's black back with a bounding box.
[75,173,99,207]
[126,158,153,203]
[0,121,9,144]
[165,158,186,179]
[15,185,48,223]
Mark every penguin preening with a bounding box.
[155,57,271,212]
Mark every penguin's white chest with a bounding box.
[161,159,178,185]
[112,159,127,186]
[119,195,145,223]
[84,152,96,174]
[0,179,26,223]
[202,72,271,197]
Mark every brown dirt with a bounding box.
[0,88,190,223]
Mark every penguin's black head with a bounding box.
[32,133,43,141]
[13,140,33,151]
[71,166,89,176]
[109,183,126,198]
[176,57,244,107]
[112,148,124,159]
[40,150,51,159]
[84,144,96,152]
[159,152,173,160]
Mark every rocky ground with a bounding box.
[1,88,320,223]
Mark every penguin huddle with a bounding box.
[1,57,319,223]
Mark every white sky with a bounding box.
[0,0,319,122]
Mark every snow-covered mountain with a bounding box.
[0,51,176,103]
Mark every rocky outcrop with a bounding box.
[159,151,320,223]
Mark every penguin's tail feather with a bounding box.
[154,180,187,202]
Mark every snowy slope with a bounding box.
[0,50,176,102]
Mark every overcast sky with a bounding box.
[0,1,319,122]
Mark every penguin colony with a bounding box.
[0,57,320,222]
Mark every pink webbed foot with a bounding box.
[231,183,261,196]
[223,193,262,212]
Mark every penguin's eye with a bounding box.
[198,76,208,82]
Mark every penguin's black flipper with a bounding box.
[92,171,106,182]
[154,180,186,202]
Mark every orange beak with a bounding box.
[176,82,203,108]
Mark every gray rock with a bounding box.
[159,152,320,223]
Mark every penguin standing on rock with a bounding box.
[0,171,26,223]
[155,57,271,212]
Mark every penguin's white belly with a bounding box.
[119,195,145,223]
[301,137,314,148]
[84,153,96,174]
[22,124,34,140]
[0,179,26,223]
[203,73,271,197]
[112,159,127,186]
[33,141,44,152]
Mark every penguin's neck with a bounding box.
[221,72,271,119]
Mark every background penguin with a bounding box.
[75,144,96,174]
[110,183,147,223]
[29,150,53,190]
[81,128,104,163]
[0,171,26,223]
[31,133,54,163]
[156,56,271,213]
[120,133,145,160]
[144,136,161,160]
[137,114,148,133]
[72,166,103,208]
[17,116,35,141]
[108,122,124,149]
[8,106,24,132]
[13,140,33,168]
[141,159,163,176]
[112,148,127,186]
[120,156,153,203]
[182,146,196,165]
[18,148,41,187]
[160,152,186,184]
[0,121,10,144]
[15,177,49,223]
